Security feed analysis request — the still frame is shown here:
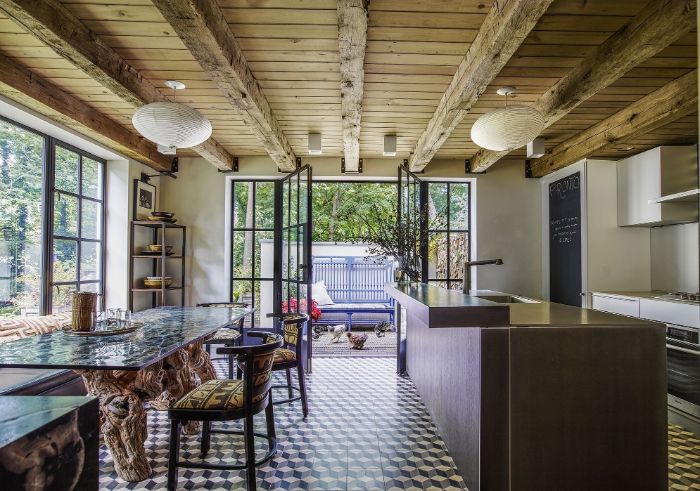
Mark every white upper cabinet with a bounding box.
[617,145,698,227]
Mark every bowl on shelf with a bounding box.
[146,244,173,253]
[151,211,175,219]
[143,276,173,288]
[146,215,177,223]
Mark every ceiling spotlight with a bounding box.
[470,87,545,152]
[527,137,545,158]
[308,132,322,155]
[132,80,212,153]
[383,134,397,157]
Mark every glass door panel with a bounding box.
[278,165,312,370]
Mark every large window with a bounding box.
[426,181,471,290]
[0,117,105,318]
[231,180,275,328]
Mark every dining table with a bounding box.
[0,306,254,482]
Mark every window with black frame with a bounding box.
[51,143,105,312]
[426,181,471,291]
[231,180,276,328]
[0,117,105,318]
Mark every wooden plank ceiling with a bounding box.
[0,0,695,172]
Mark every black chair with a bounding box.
[198,302,248,378]
[167,332,283,491]
[254,312,309,418]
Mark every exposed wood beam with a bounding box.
[338,0,368,173]
[407,0,554,172]
[0,52,172,171]
[531,70,698,177]
[471,0,697,173]
[151,0,297,172]
[0,0,233,171]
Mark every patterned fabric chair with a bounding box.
[0,312,72,343]
[198,302,248,378]
[252,312,309,418]
[167,332,282,491]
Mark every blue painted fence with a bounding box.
[312,255,395,304]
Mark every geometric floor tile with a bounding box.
[97,356,700,490]
[669,423,700,490]
[99,357,467,490]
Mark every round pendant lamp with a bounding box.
[132,81,212,150]
[470,87,545,152]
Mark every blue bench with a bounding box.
[312,255,395,330]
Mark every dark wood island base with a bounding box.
[387,283,668,491]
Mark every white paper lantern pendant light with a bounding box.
[470,87,545,152]
[132,80,212,154]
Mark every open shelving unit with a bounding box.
[129,220,186,310]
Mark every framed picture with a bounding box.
[133,179,156,220]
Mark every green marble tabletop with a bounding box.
[0,307,252,371]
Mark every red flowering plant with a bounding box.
[281,297,321,322]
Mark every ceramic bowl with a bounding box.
[147,244,173,253]
[143,276,173,288]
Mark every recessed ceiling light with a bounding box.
[308,133,322,155]
[383,134,397,157]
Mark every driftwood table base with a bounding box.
[78,341,215,482]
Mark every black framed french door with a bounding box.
[397,165,426,282]
[276,165,313,371]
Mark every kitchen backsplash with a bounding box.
[650,223,699,292]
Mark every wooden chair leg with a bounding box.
[228,351,235,379]
[201,420,211,456]
[244,413,257,491]
[285,368,293,398]
[297,362,309,418]
[265,393,276,440]
[167,420,181,491]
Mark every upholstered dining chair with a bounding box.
[197,302,248,378]
[167,332,283,491]
[251,312,309,418]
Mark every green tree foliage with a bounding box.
[0,120,44,315]
[311,182,397,242]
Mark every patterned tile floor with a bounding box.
[97,356,700,490]
[99,357,466,490]
[669,424,700,490]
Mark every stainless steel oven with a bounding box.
[667,324,700,433]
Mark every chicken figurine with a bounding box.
[329,324,346,343]
[347,331,368,350]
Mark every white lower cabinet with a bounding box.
[639,299,699,328]
[591,294,640,317]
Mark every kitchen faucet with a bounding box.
[462,259,503,294]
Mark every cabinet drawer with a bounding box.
[639,299,699,328]
[591,295,640,317]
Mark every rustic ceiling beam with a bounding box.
[470,0,697,173]
[0,0,233,171]
[337,0,369,173]
[151,0,297,172]
[0,52,172,171]
[530,70,698,177]
[407,0,554,172]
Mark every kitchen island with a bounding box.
[386,282,668,491]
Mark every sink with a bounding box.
[474,294,539,304]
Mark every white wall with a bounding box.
[104,159,160,311]
[160,158,228,306]
[651,223,699,292]
[467,161,542,297]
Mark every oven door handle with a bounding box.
[667,343,700,356]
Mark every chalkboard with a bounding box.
[549,172,582,306]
